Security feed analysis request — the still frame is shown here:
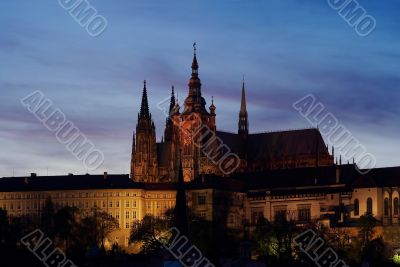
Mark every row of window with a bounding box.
[0,192,142,200]
[0,191,178,200]
[383,197,399,216]
[1,200,141,211]
[353,198,373,216]
[146,201,175,209]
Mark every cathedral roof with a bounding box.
[216,128,329,160]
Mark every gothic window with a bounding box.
[384,198,389,216]
[367,198,373,215]
[354,199,359,216]
[394,197,399,216]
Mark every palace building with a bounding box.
[130,46,334,183]
[1,46,400,250]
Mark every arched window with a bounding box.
[354,199,359,216]
[394,197,399,216]
[367,198,373,215]
[384,198,389,216]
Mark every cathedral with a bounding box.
[130,45,334,183]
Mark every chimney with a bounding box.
[30,173,36,178]
[104,172,108,180]
[68,173,73,176]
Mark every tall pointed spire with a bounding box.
[240,76,247,114]
[191,42,198,75]
[139,80,150,119]
[238,76,249,136]
[184,43,207,115]
[169,85,175,118]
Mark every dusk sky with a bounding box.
[0,0,399,177]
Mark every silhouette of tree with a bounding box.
[54,206,79,252]
[129,212,173,255]
[358,213,378,246]
[40,196,55,237]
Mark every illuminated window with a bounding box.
[394,198,399,216]
[367,198,373,215]
[126,200,130,208]
[354,199,359,216]
[298,207,311,222]
[384,198,389,216]
[125,211,130,219]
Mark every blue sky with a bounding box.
[0,0,399,177]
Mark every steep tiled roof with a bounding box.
[351,166,400,188]
[216,128,329,161]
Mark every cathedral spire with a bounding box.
[169,85,175,118]
[192,42,198,75]
[139,80,150,119]
[184,43,207,115]
[238,76,249,136]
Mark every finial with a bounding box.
[144,80,146,87]
[211,96,214,105]
[193,42,197,55]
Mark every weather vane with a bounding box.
[193,42,197,55]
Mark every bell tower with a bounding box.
[131,81,158,182]
[178,43,214,181]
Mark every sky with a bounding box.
[0,0,399,177]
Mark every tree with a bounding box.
[54,206,79,252]
[129,214,172,255]
[253,217,276,257]
[273,213,298,263]
[363,236,389,266]
[74,207,118,251]
[358,213,378,246]
[0,208,9,245]
[94,208,119,248]
[41,196,55,237]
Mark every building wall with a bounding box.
[0,188,176,251]
[0,182,397,251]
[351,187,382,218]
